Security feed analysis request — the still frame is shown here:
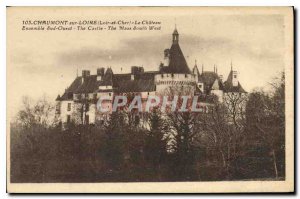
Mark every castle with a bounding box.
[55,28,246,125]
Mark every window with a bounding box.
[185,74,188,78]
[199,84,202,88]
[67,115,71,123]
[161,74,164,78]
[85,104,89,112]
[93,93,97,99]
[147,92,150,95]
[67,103,71,111]
[234,75,237,78]
[171,74,174,78]
[109,93,111,96]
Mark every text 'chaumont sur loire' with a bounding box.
[21,20,162,31]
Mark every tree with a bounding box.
[16,95,54,129]
[197,97,233,179]
[161,86,202,180]
[222,92,248,178]
[144,108,169,179]
[12,95,57,182]
[103,110,127,172]
[245,72,285,179]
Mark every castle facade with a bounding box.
[55,28,246,126]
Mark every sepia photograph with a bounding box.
[6,6,294,193]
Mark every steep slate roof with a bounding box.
[113,72,155,85]
[116,79,156,93]
[58,71,157,100]
[198,71,223,94]
[113,72,156,92]
[59,77,82,100]
[168,43,191,74]
[75,75,98,93]
[223,71,247,93]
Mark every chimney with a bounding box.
[82,70,90,83]
[82,70,90,77]
[131,66,137,80]
[97,67,105,81]
[131,66,144,80]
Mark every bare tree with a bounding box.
[246,72,285,179]
[16,95,54,128]
[197,97,232,178]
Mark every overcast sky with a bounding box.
[7,7,287,117]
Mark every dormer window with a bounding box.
[185,74,188,78]
[171,74,174,78]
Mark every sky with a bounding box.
[7,7,287,117]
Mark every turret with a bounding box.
[192,60,200,82]
[172,28,179,44]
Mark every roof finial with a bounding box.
[195,59,197,66]
[202,64,204,73]
[76,67,78,77]
[216,65,218,74]
[231,59,233,71]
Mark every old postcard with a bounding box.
[7,7,294,193]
